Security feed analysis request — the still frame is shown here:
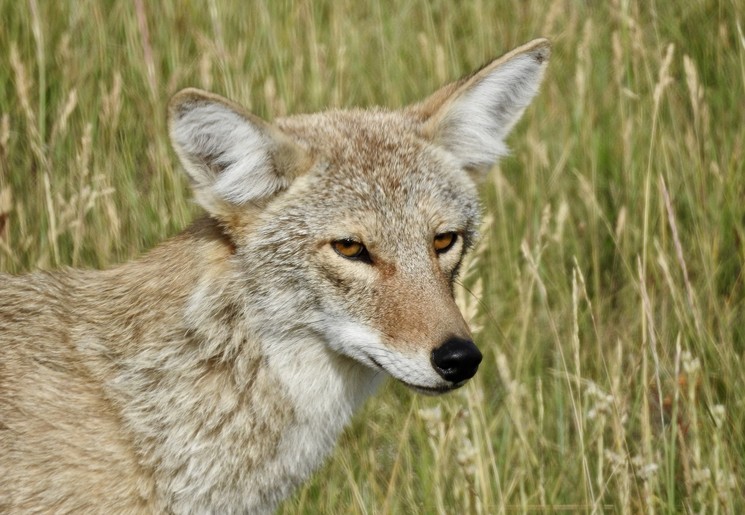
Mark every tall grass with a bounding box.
[1,0,743,512]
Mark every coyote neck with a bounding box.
[70,217,380,512]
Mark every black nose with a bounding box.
[431,337,482,383]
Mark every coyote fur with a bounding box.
[0,39,549,513]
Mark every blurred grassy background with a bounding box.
[1,0,743,512]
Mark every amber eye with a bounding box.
[433,232,458,254]
[332,239,370,261]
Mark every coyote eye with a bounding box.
[433,232,458,254]
[332,239,371,263]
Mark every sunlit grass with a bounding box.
[1,1,743,512]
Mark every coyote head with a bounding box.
[168,40,549,394]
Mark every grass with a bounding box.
[1,0,744,512]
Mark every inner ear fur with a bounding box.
[168,88,311,218]
[410,38,551,177]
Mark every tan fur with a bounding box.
[1,40,549,513]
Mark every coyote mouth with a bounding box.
[366,355,463,395]
[404,382,464,396]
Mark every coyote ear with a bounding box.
[169,88,309,215]
[414,39,550,176]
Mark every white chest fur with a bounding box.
[161,334,383,514]
[257,334,384,512]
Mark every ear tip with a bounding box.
[168,88,212,120]
[524,38,551,64]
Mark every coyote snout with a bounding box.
[1,39,549,513]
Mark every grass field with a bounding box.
[2,0,744,512]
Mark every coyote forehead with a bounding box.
[274,108,481,246]
[1,39,550,513]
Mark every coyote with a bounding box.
[0,39,549,513]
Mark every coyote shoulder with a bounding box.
[0,39,549,513]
